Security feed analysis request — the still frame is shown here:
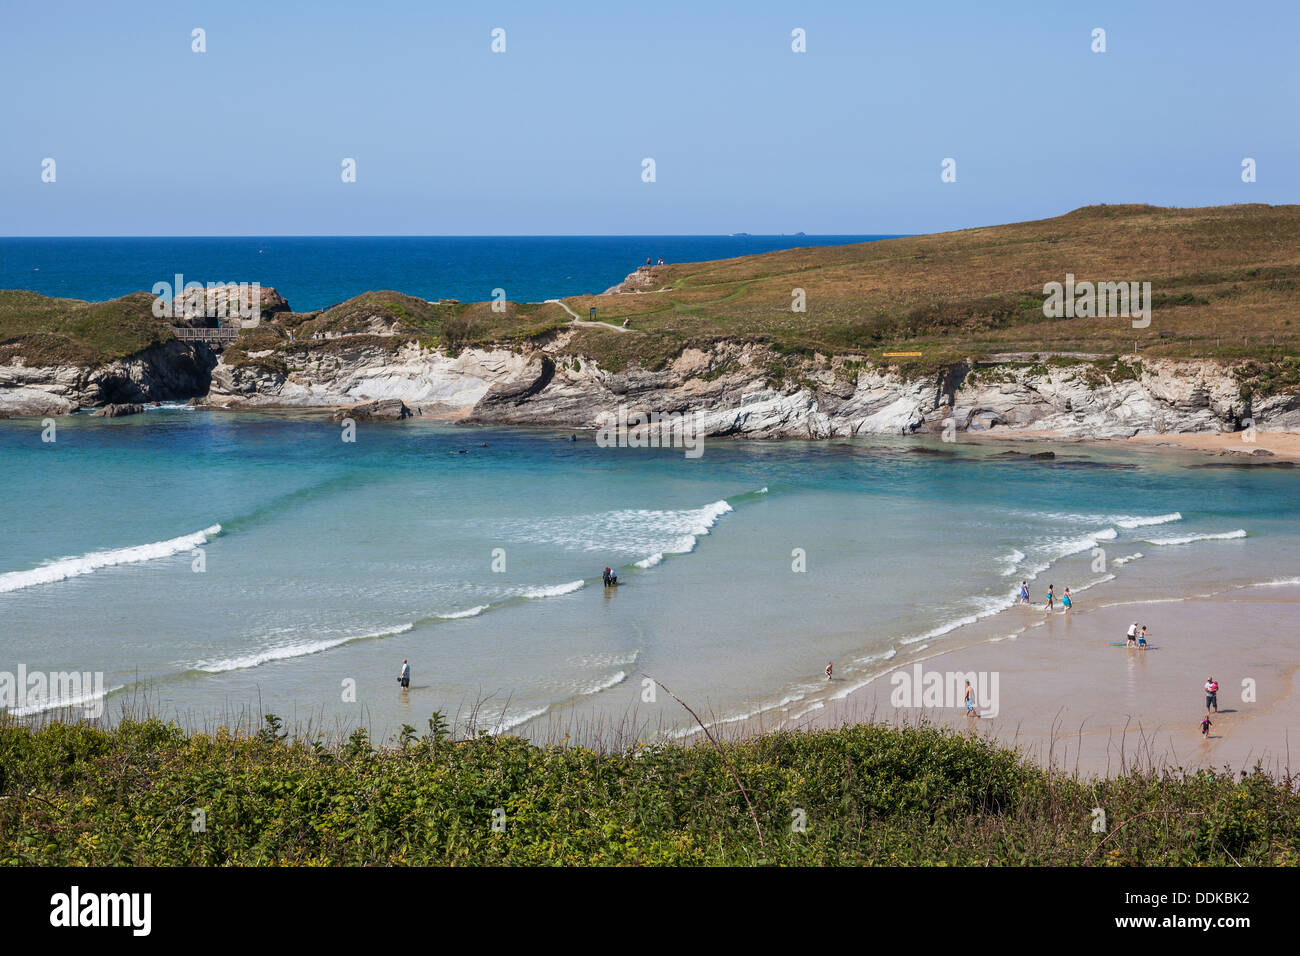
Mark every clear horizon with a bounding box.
[3,0,1296,237]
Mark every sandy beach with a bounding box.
[724,580,1300,779]
[1125,430,1300,462]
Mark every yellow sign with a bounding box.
[882,351,922,357]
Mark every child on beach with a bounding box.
[1061,588,1072,612]
[1201,715,1212,739]
[1137,626,1147,648]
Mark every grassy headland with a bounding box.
[1,715,1296,865]
[3,203,1299,398]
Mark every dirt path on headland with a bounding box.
[546,298,631,332]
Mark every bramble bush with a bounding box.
[1,715,1296,866]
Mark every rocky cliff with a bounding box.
[196,334,1300,437]
[5,319,1298,437]
[0,340,214,417]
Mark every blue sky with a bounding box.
[2,0,1296,235]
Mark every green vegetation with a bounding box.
[554,203,1300,374]
[1234,356,1300,399]
[4,205,1300,383]
[0,290,169,366]
[1,715,1295,865]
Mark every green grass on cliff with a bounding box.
[1,715,1296,866]
[4,204,1300,393]
[0,290,170,366]
[556,204,1300,378]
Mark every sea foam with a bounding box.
[0,525,222,594]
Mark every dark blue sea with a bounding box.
[0,236,891,312]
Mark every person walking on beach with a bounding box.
[964,680,978,718]
[824,661,833,681]
[1061,587,1072,612]
[1201,714,1213,739]
[1018,581,1030,604]
[1205,676,1219,715]
[1043,584,1055,614]
[398,659,410,689]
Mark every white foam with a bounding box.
[1073,573,1116,593]
[518,579,585,599]
[1250,577,1300,588]
[999,548,1026,576]
[635,553,664,568]
[576,670,628,696]
[437,605,488,619]
[191,623,413,673]
[1020,527,1119,578]
[1143,529,1247,546]
[8,683,126,717]
[499,499,734,558]
[1114,512,1182,529]
[901,592,1017,645]
[490,706,550,735]
[0,524,222,594]
[1112,552,1144,566]
[853,647,898,665]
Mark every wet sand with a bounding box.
[742,582,1300,779]
[1124,430,1300,463]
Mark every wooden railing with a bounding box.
[170,327,240,344]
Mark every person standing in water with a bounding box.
[1043,584,1055,614]
[1205,676,1219,715]
[824,661,833,681]
[398,659,410,689]
[1061,588,1072,612]
[1018,581,1030,604]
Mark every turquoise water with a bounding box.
[2,410,1297,739]
[0,236,890,310]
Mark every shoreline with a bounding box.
[687,577,1300,780]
